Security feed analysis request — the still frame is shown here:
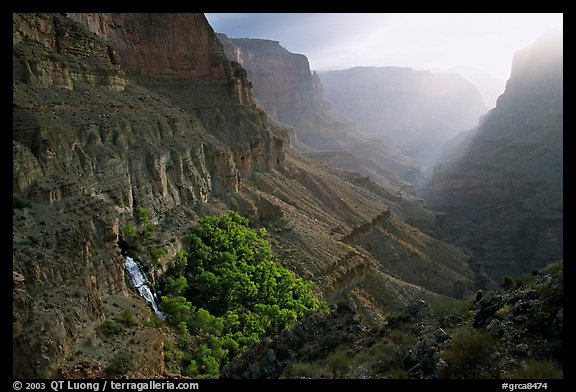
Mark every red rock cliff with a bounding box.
[68,13,229,79]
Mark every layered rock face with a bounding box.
[428,30,563,281]
[12,13,284,378]
[319,67,487,165]
[13,13,476,378]
[217,34,420,189]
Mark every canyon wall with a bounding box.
[428,30,563,281]
[217,34,420,188]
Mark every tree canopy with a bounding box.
[159,211,323,377]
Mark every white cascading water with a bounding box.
[124,256,166,320]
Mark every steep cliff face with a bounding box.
[428,30,563,281]
[13,13,476,378]
[319,66,487,165]
[217,34,420,189]
[12,13,284,378]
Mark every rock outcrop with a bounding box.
[13,13,476,378]
[319,66,487,166]
[427,30,563,281]
[221,263,562,379]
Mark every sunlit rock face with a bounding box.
[428,30,563,282]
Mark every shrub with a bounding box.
[511,358,563,379]
[424,299,472,319]
[440,329,498,378]
[386,366,408,379]
[105,350,134,375]
[289,362,316,378]
[370,341,405,370]
[116,309,136,327]
[547,263,563,275]
[502,275,515,289]
[151,247,167,262]
[100,320,124,335]
[389,329,417,346]
[13,194,30,209]
[122,224,138,243]
[326,351,349,378]
[136,208,150,225]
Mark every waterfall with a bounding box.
[124,256,166,320]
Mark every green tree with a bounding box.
[159,211,323,378]
[136,208,150,225]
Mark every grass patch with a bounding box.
[424,299,472,319]
[511,358,563,379]
[326,350,349,378]
[440,329,499,378]
[547,262,563,275]
[289,362,317,378]
[386,366,408,379]
[100,319,124,336]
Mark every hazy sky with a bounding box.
[206,13,562,80]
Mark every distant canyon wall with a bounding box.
[428,30,563,281]
[217,34,421,188]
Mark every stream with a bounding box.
[124,256,166,320]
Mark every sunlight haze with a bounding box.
[206,13,563,80]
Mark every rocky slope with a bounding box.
[13,13,476,378]
[319,66,487,168]
[222,262,563,379]
[427,30,563,281]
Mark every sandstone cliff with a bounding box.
[428,29,563,281]
[319,66,487,166]
[13,13,476,378]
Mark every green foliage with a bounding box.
[159,211,323,378]
[142,314,164,328]
[122,224,138,244]
[151,247,167,262]
[511,358,563,379]
[326,350,349,378]
[105,350,135,375]
[13,194,30,209]
[116,309,136,327]
[142,224,156,239]
[289,362,317,378]
[136,208,150,225]
[424,299,473,319]
[440,329,498,378]
[547,262,563,275]
[502,275,515,289]
[100,320,124,335]
[386,367,408,379]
